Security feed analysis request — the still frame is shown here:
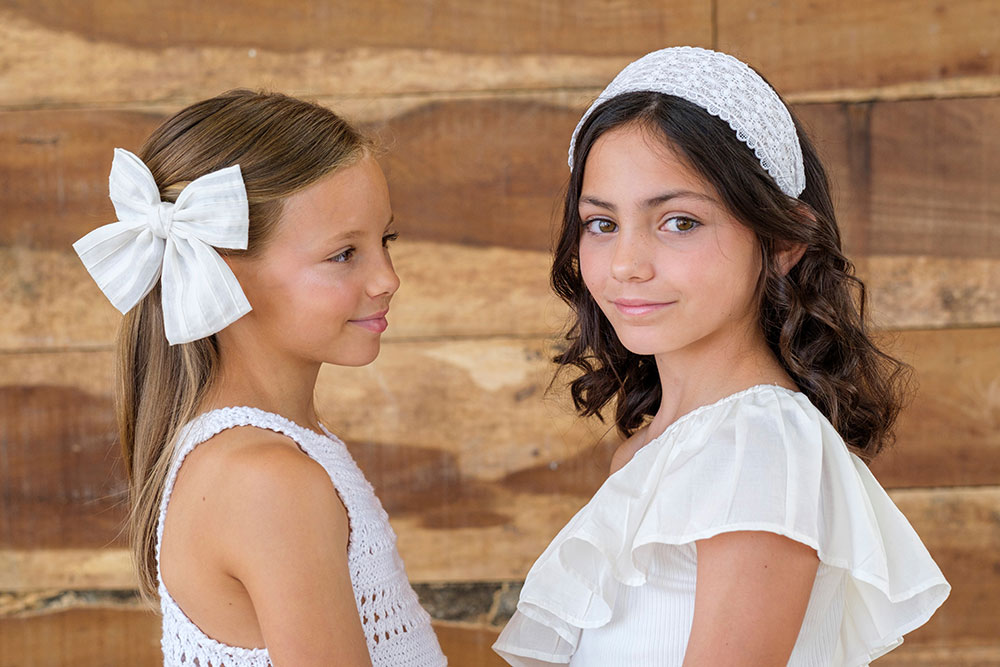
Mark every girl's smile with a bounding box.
[611,298,676,318]
[349,308,390,333]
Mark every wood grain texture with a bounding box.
[0,607,160,667]
[0,3,711,108]
[5,97,999,257]
[0,241,561,350]
[0,340,614,550]
[3,95,998,352]
[1,330,997,561]
[717,0,1000,96]
[2,610,999,667]
[871,327,1000,487]
[1,0,708,55]
[0,100,576,253]
[433,622,507,667]
[870,97,1000,258]
[891,486,1000,646]
[0,607,505,666]
[3,486,997,648]
[4,241,998,353]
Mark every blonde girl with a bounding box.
[74,90,447,666]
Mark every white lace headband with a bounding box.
[73,149,252,345]
[568,46,806,198]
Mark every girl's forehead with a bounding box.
[581,124,715,201]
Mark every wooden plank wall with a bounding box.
[2,1,998,664]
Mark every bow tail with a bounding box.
[160,238,252,345]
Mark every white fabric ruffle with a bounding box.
[493,385,949,666]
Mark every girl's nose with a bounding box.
[610,230,655,282]
[369,250,401,299]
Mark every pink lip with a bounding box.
[611,299,674,317]
[350,309,389,333]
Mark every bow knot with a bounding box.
[148,201,175,239]
[73,148,252,345]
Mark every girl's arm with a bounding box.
[221,441,373,666]
[683,530,819,666]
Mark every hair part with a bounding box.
[552,91,910,462]
[116,89,371,602]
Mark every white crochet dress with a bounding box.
[157,406,447,666]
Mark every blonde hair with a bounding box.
[116,90,372,602]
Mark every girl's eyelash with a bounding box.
[330,247,355,263]
[663,216,701,233]
[329,231,397,262]
[583,218,617,234]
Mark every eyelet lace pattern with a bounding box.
[569,46,806,198]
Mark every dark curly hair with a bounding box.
[552,91,910,462]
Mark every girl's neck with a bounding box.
[648,326,795,438]
[202,338,324,434]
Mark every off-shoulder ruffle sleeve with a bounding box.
[493,385,949,666]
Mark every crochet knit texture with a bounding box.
[156,407,447,666]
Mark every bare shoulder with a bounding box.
[609,425,650,475]
[181,427,350,566]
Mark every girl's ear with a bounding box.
[776,241,807,276]
[775,204,814,276]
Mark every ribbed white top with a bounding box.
[569,546,847,665]
[157,406,447,666]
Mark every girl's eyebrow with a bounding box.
[580,190,716,212]
[327,215,395,244]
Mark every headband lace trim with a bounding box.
[569,46,806,198]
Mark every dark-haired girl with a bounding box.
[494,47,948,667]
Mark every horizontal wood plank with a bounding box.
[1,608,997,667]
[871,327,1000,487]
[2,611,999,667]
[3,486,997,649]
[2,97,997,351]
[0,607,159,667]
[0,339,614,551]
[0,3,711,107]
[428,622,507,667]
[3,241,998,353]
[870,97,1000,258]
[2,1,709,56]
[0,606,505,666]
[5,98,999,259]
[5,2,999,108]
[717,0,1000,97]
[1,330,997,553]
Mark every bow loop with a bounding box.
[73,148,252,345]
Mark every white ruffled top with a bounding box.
[493,385,949,666]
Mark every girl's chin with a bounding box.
[320,343,382,368]
[612,333,673,358]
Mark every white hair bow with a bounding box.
[73,148,252,345]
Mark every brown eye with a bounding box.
[664,217,700,233]
[585,218,618,234]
